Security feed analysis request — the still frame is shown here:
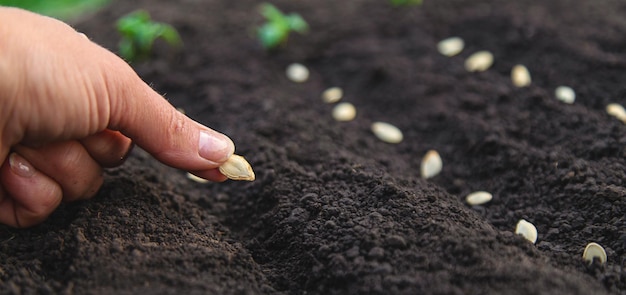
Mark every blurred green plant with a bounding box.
[257,3,308,49]
[390,0,423,6]
[0,0,109,20]
[116,10,182,62]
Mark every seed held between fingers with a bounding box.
[219,154,255,181]
[186,172,209,183]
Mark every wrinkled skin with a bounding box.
[0,7,234,228]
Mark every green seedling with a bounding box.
[257,3,308,49]
[116,10,182,61]
[0,0,109,20]
[390,0,423,6]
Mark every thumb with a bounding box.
[108,78,234,171]
[0,7,233,174]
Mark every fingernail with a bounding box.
[8,153,35,178]
[198,131,233,163]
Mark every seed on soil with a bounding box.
[186,172,209,183]
[464,50,494,72]
[437,37,464,57]
[332,102,357,121]
[582,242,607,265]
[322,87,343,103]
[515,219,538,244]
[606,103,626,123]
[371,121,403,144]
[511,64,531,87]
[465,191,493,206]
[218,154,255,181]
[421,150,442,179]
[286,63,309,83]
[555,86,575,104]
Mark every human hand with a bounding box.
[0,7,234,227]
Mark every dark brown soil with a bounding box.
[2,0,626,294]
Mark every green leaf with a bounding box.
[115,9,182,61]
[390,0,423,6]
[116,10,150,37]
[0,0,110,20]
[158,25,183,46]
[259,3,285,23]
[286,14,308,33]
[256,2,308,49]
[258,23,287,49]
[118,38,136,61]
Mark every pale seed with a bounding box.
[582,242,607,265]
[332,102,356,121]
[371,122,403,144]
[421,150,442,179]
[286,63,309,83]
[606,103,626,124]
[219,154,255,181]
[186,172,209,183]
[322,87,343,103]
[511,64,531,87]
[465,50,494,72]
[437,37,464,57]
[465,191,493,206]
[555,86,575,104]
[515,219,538,244]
